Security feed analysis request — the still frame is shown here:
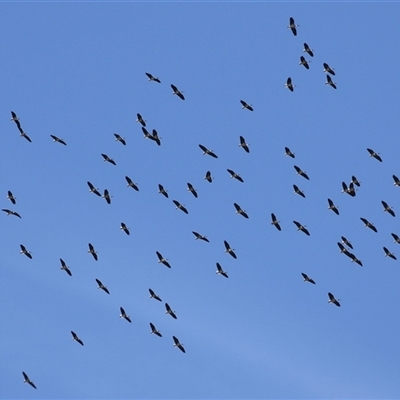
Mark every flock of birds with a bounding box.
[6,17,399,391]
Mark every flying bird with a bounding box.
[2,208,21,218]
[227,169,244,182]
[7,190,16,204]
[150,322,162,337]
[71,330,84,346]
[145,72,161,83]
[20,244,32,259]
[216,262,228,278]
[285,147,295,158]
[101,153,116,165]
[342,181,356,197]
[204,171,213,183]
[20,131,32,142]
[102,189,112,204]
[367,148,382,162]
[95,278,110,294]
[285,77,295,92]
[337,242,353,258]
[325,74,337,89]
[165,303,177,319]
[50,134,67,145]
[301,273,315,284]
[323,62,335,75]
[383,247,397,260]
[150,129,161,146]
[294,165,309,180]
[149,288,162,302]
[199,144,218,158]
[271,213,281,231]
[349,253,363,266]
[142,127,151,139]
[351,176,361,187]
[187,183,198,198]
[119,307,132,323]
[125,176,139,191]
[173,200,188,214]
[360,217,378,232]
[393,175,400,186]
[11,111,22,131]
[239,136,250,153]
[156,251,171,268]
[327,198,339,215]
[173,336,185,353]
[88,243,98,260]
[299,56,310,69]
[382,200,395,217]
[60,258,72,276]
[114,133,126,145]
[240,100,254,111]
[328,292,341,307]
[158,184,168,198]
[87,181,101,197]
[293,221,310,236]
[234,203,249,219]
[293,184,306,198]
[136,113,146,127]
[22,371,37,389]
[288,17,298,36]
[224,240,237,259]
[171,84,185,100]
[341,236,353,249]
[303,43,314,57]
[391,233,400,244]
[192,231,209,242]
[120,222,130,235]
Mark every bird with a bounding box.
[173,336,185,353]
[382,200,395,217]
[271,213,281,231]
[101,153,116,165]
[301,273,315,284]
[156,251,171,268]
[165,303,177,319]
[60,258,72,276]
[341,181,356,197]
[145,72,161,83]
[150,129,161,146]
[393,175,400,186]
[114,133,126,145]
[71,330,84,346]
[119,307,132,323]
[204,171,213,183]
[87,181,101,197]
[349,253,363,266]
[187,183,198,198]
[293,184,306,198]
[391,233,400,244]
[239,136,250,153]
[285,77,295,92]
[11,111,22,130]
[149,288,162,302]
[20,244,32,259]
[327,198,339,215]
[2,208,21,218]
[171,84,185,100]
[323,62,335,75]
[22,371,37,389]
[240,100,254,111]
[142,127,151,139]
[383,247,397,260]
[150,322,162,337]
[234,203,249,219]
[216,262,228,278]
[284,147,295,158]
[102,189,112,204]
[288,17,298,36]
[125,176,139,191]
[367,148,382,162]
[224,240,237,259]
[88,243,98,260]
[192,231,209,242]
[299,56,310,69]
[293,221,310,236]
[199,144,218,158]
[173,200,188,214]
[360,217,378,232]
[50,134,67,145]
[158,184,168,198]
[227,169,244,182]
[303,42,314,57]
[95,278,110,294]
[120,222,130,235]
[337,242,353,258]
[351,176,361,187]
[294,165,309,180]
[136,113,146,127]
[325,74,337,89]
[20,131,32,142]
[328,292,341,307]
[7,190,16,204]
[341,236,353,249]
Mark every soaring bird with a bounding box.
[192,231,209,242]
[382,200,395,217]
[102,189,112,204]
[156,251,171,268]
[87,181,101,197]
[50,134,67,145]
[367,148,382,162]
[342,182,356,197]
[285,147,295,158]
[234,203,249,219]
[119,307,132,323]
[325,74,337,89]
[11,111,22,130]
[173,200,188,214]
[239,136,250,153]
[294,165,309,180]
[88,243,98,260]
[337,242,353,258]
[199,144,218,158]
[101,153,116,165]
[327,198,339,215]
[145,72,161,83]
[393,175,400,186]
[150,322,162,337]
[120,222,130,235]
[7,190,16,204]
[383,247,397,260]
[285,77,295,92]
[271,213,281,231]
[136,113,146,127]
[288,17,298,36]
[303,43,314,57]
[171,84,185,100]
[173,336,185,353]
[22,372,37,389]
[323,63,335,75]
[125,176,139,191]
[216,262,228,278]
[328,292,340,307]
[301,272,316,284]
[341,236,353,249]
[392,233,400,244]
[165,303,177,319]
[227,169,244,182]
[20,244,32,259]
[204,171,213,183]
[224,240,237,259]
[351,176,361,187]
[149,129,161,146]
[360,217,378,232]
[71,331,84,346]
[187,183,198,198]
[149,288,162,302]
[60,258,72,276]
[349,253,363,266]
[20,131,32,142]
[158,184,168,198]
[114,133,126,145]
[95,278,110,294]
[299,56,310,69]
[293,184,306,198]
[240,100,254,111]
[293,221,310,236]
[2,208,21,218]
[142,127,151,139]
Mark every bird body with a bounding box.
[101,153,116,165]
[293,221,310,236]
[199,144,218,158]
[328,198,339,215]
[392,233,400,244]
[156,251,171,268]
[293,184,306,198]
[50,134,67,145]
[71,330,84,346]
[149,288,162,301]
[216,262,228,278]
[173,336,185,353]
[87,181,101,197]
[119,307,132,323]
[171,84,185,100]
[96,278,110,294]
[299,56,310,69]
[173,200,188,214]
[60,258,72,276]
[102,189,112,204]
[224,240,237,259]
[294,165,309,180]
[136,113,146,126]
[234,202,249,218]
[284,147,295,158]
[158,184,168,198]
[165,303,177,319]
[325,74,337,89]
[20,244,32,258]
[323,62,335,75]
[7,190,16,204]
[303,43,314,57]
[145,72,161,83]
[240,100,254,111]
[120,223,130,235]
[227,169,244,182]
[239,136,250,153]
[114,133,126,145]
[288,17,298,36]
[88,243,98,260]
[2,208,21,218]
[328,292,340,307]
[126,176,139,191]
[204,171,213,183]
[271,213,281,231]
[383,247,397,260]
[192,231,209,242]
[367,148,382,162]
[22,371,37,389]
[382,200,395,217]
[187,183,198,198]
[341,236,353,249]
[150,322,162,337]
[360,217,377,232]
[301,273,315,284]
[393,175,400,186]
[285,77,295,91]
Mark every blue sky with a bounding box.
[1,3,400,399]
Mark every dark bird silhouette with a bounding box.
[50,134,67,145]
[119,307,132,323]
[285,77,295,91]
[20,131,32,142]
[303,43,314,57]
[349,253,363,266]
[101,153,116,165]
[325,74,337,89]
[96,278,110,294]
[142,127,151,139]
[294,165,309,180]
[341,236,353,249]
[114,133,126,145]
[187,183,198,198]
[392,233,400,244]
[327,198,339,215]
[145,72,161,83]
[271,213,281,231]
[22,371,37,389]
[171,84,185,100]
[239,136,250,153]
[173,200,188,214]
[293,184,306,198]
[288,17,298,36]
[60,258,72,276]
[323,62,335,75]
[285,147,295,158]
[88,243,98,261]
[351,176,361,187]
[383,247,397,260]
[393,175,400,187]
[337,242,353,258]
[192,231,209,242]
[7,190,16,204]
[216,262,228,278]
[293,221,310,236]
[125,176,139,191]
[240,100,254,111]
[87,181,101,197]
[367,148,382,162]
[11,111,22,131]
[71,330,84,346]
[199,144,218,158]
[234,203,249,219]
[150,129,161,146]
[165,303,177,319]
[227,169,244,182]
[204,171,213,183]
[382,200,395,217]
[102,189,112,204]
[136,113,146,127]
[360,217,378,232]
[120,222,130,235]
[173,336,185,353]
[328,292,340,307]
[20,244,32,259]
[224,240,237,259]
[156,251,171,268]
[2,208,21,218]
[301,273,315,284]
[149,288,162,302]
[150,322,162,337]
[342,181,356,197]
[299,56,310,69]
[158,184,168,198]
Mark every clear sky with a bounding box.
[1,3,400,399]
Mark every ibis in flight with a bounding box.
[293,221,310,236]
[119,307,132,323]
[145,72,161,83]
[288,17,298,36]
[171,84,185,100]
[156,251,171,268]
[216,262,228,278]
[2,208,21,218]
[294,165,309,180]
[187,183,198,198]
[149,288,162,302]
[114,133,126,145]
[293,184,306,198]
[71,331,84,346]
[360,217,378,232]
[7,190,16,204]
[60,258,72,276]
[299,56,310,69]
[150,322,162,337]
[285,77,295,92]
[383,247,397,260]
[328,292,341,307]
[240,100,254,111]
[224,240,237,259]
[392,233,400,244]
[22,372,37,389]
[285,147,295,158]
[239,136,250,153]
[227,169,244,182]
[327,198,339,215]
[20,244,32,259]
[301,273,315,284]
[271,213,281,231]
[120,222,130,235]
[234,203,249,219]
[303,43,314,57]
[382,200,395,217]
[87,181,101,197]
[199,144,218,158]
[173,336,185,353]
[88,243,98,260]
[125,176,139,191]
[204,171,213,183]
[173,200,188,214]
[165,303,177,319]
[367,148,382,162]
[341,236,353,249]
[192,231,209,242]
[102,189,112,204]
[158,184,168,198]
[50,134,67,145]
[323,63,335,75]
[393,175,400,186]
[325,74,337,89]
[351,176,361,187]
[136,113,146,127]
[101,153,116,165]
[96,278,110,294]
